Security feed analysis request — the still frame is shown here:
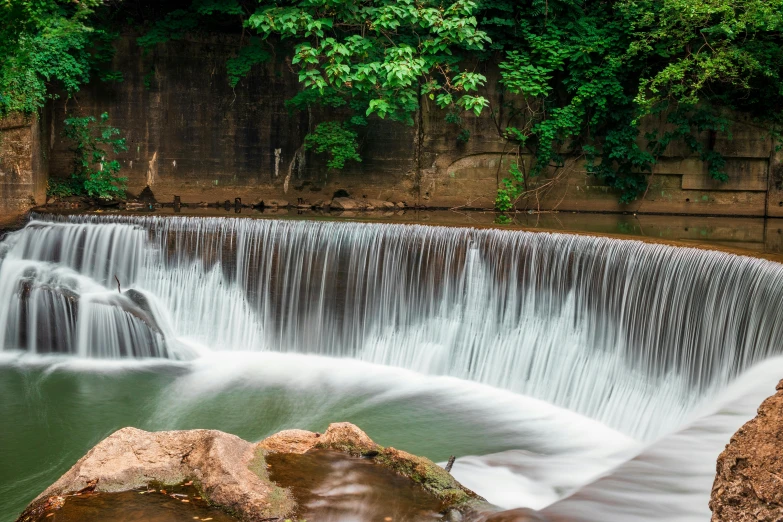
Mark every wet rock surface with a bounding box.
[259,422,486,512]
[17,422,486,522]
[16,427,290,522]
[710,379,783,522]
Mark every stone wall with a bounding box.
[417,63,778,215]
[0,112,48,221]
[47,34,420,207]
[31,35,783,214]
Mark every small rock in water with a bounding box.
[446,509,463,522]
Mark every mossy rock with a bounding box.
[373,447,483,509]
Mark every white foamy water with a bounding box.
[540,357,783,521]
[2,213,783,521]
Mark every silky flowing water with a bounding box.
[2,213,783,521]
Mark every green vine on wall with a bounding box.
[489,0,783,209]
[0,0,121,115]
[48,112,128,200]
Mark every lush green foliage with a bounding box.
[135,0,490,170]
[490,0,783,209]
[49,112,128,200]
[0,0,118,114]
[490,0,783,208]
[304,121,362,169]
[134,0,782,203]
[250,0,489,168]
[4,0,783,205]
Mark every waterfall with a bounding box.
[2,213,782,443]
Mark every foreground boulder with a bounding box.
[260,422,485,511]
[17,422,487,521]
[710,380,783,521]
[16,427,293,522]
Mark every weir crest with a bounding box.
[2,214,782,442]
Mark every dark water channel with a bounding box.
[268,449,444,522]
[29,485,235,522]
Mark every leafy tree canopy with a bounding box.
[0,0,118,114]
[2,0,783,206]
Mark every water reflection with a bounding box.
[268,449,443,522]
[26,485,235,522]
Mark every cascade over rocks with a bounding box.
[16,423,487,521]
[710,380,783,522]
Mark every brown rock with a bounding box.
[319,422,380,455]
[259,422,485,511]
[258,422,378,456]
[19,422,487,521]
[257,429,321,455]
[366,199,396,210]
[262,199,289,208]
[16,427,293,522]
[330,197,365,210]
[710,379,783,521]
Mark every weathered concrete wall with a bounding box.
[40,36,780,215]
[48,35,419,207]
[418,64,778,215]
[0,112,48,220]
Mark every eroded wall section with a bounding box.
[0,113,48,222]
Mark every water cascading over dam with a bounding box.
[2,213,783,521]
